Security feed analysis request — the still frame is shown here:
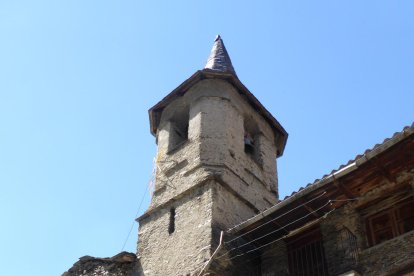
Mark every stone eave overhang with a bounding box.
[148,69,288,157]
[229,122,414,236]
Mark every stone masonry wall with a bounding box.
[357,168,414,275]
[63,252,137,276]
[358,230,414,275]
[212,183,257,233]
[150,79,278,213]
[137,78,281,275]
[261,240,289,276]
[210,182,258,255]
[137,182,214,276]
[320,168,414,275]
[320,205,364,275]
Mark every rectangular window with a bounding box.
[167,108,189,153]
[287,226,329,276]
[168,121,188,152]
[168,208,176,234]
[243,117,264,167]
[366,198,414,246]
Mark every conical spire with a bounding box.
[204,35,237,76]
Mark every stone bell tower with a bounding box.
[136,36,288,275]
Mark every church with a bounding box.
[64,36,414,276]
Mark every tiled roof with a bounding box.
[229,121,414,233]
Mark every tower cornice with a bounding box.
[148,69,288,157]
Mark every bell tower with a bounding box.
[136,36,288,275]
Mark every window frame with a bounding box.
[365,198,414,247]
[287,226,329,276]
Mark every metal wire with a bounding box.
[217,200,333,259]
[227,208,337,262]
[225,191,328,244]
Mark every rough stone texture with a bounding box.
[320,207,362,275]
[137,183,214,276]
[63,252,137,276]
[319,168,414,275]
[150,79,278,212]
[243,169,414,276]
[65,76,414,275]
[355,169,414,275]
[358,231,414,275]
[137,78,281,275]
[65,37,414,276]
[212,183,257,235]
[261,240,289,276]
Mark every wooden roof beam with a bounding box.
[370,156,397,184]
[302,204,319,218]
[270,220,289,234]
[332,176,358,199]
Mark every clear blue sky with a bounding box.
[1,1,413,275]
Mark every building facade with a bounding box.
[64,37,414,276]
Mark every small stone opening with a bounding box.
[168,108,189,152]
[244,116,262,166]
[168,207,176,234]
[244,132,255,155]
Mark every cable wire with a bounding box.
[225,191,327,244]
[227,208,337,262]
[120,184,150,251]
[120,158,156,251]
[217,200,333,259]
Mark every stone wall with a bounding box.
[150,79,279,212]
[137,183,214,276]
[212,183,257,233]
[358,231,414,275]
[261,240,289,276]
[137,78,282,275]
[320,168,414,275]
[63,252,137,276]
[320,204,364,275]
[254,169,414,276]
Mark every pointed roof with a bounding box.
[148,36,288,157]
[204,35,237,76]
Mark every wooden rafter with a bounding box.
[332,176,358,199]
